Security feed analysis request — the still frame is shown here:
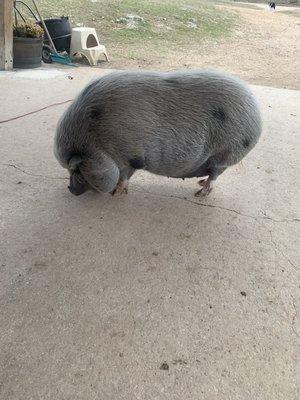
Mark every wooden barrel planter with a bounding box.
[13,37,43,69]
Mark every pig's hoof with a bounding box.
[111,180,129,196]
[195,178,213,197]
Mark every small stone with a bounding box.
[240,291,247,297]
[34,261,47,267]
[160,362,169,371]
[186,21,197,29]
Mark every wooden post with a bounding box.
[0,0,14,70]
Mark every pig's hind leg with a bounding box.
[194,154,228,197]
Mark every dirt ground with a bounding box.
[108,3,300,90]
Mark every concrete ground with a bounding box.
[0,66,299,400]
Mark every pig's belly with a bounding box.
[144,153,207,179]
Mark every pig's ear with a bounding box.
[79,152,120,193]
[88,107,102,128]
[89,108,102,120]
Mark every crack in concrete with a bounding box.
[131,185,299,225]
[267,228,299,272]
[291,296,299,339]
[2,168,300,226]
[3,163,68,181]
[0,99,73,125]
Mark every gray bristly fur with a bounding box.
[54,69,262,196]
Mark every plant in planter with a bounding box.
[13,22,44,69]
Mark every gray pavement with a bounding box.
[0,66,299,400]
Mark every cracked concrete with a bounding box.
[131,184,299,224]
[0,66,299,400]
[0,99,73,125]
[2,163,68,180]
[3,163,298,224]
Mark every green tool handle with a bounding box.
[31,0,58,54]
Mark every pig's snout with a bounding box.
[68,171,89,196]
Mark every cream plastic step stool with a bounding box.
[70,27,109,66]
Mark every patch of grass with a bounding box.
[28,0,239,64]
[110,0,237,43]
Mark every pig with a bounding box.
[54,70,262,197]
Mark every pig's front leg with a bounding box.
[111,179,129,196]
[111,167,135,196]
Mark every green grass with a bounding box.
[19,0,239,64]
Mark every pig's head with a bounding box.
[54,103,120,196]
